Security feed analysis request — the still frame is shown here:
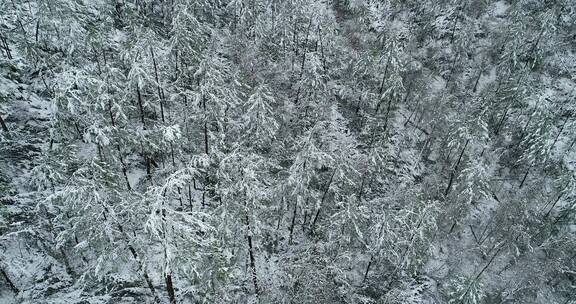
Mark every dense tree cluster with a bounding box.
[1,0,575,303]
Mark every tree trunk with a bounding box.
[291,17,298,71]
[165,273,177,304]
[449,7,460,44]
[404,99,421,127]
[108,207,158,301]
[494,102,511,135]
[472,67,482,93]
[495,75,526,135]
[35,20,39,43]
[318,25,327,74]
[544,185,569,219]
[519,165,531,189]
[137,84,146,128]
[298,18,313,78]
[150,47,165,123]
[362,255,373,283]
[1,268,19,294]
[445,55,458,89]
[276,197,285,231]
[188,184,193,211]
[445,139,469,196]
[289,199,297,245]
[310,169,336,234]
[402,79,414,104]
[302,211,308,231]
[550,115,569,151]
[378,48,393,97]
[202,94,209,154]
[245,214,259,295]
[116,145,132,190]
[294,18,313,104]
[383,95,394,129]
[460,245,503,302]
[0,32,13,59]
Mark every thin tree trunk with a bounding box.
[550,115,569,151]
[519,164,531,189]
[105,205,158,301]
[527,29,544,66]
[188,184,193,211]
[202,94,209,154]
[459,245,503,303]
[109,98,131,189]
[310,169,336,234]
[383,95,393,129]
[245,214,259,295]
[522,108,537,135]
[1,268,19,294]
[299,18,313,78]
[294,18,313,104]
[170,143,176,167]
[449,7,460,45]
[302,211,308,231]
[59,247,76,278]
[494,102,512,135]
[362,255,373,283]
[137,85,146,128]
[289,199,297,245]
[445,55,458,89]
[276,196,284,230]
[402,79,414,104]
[35,20,39,43]
[445,145,455,164]
[116,145,132,190]
[445,139,469,196]
[150,47,165,123]
[378,48,393,97]
[165,273,177,304]
[0,33,12,59]
[291,16,298,71]
[404,99,421,127]
[177,186,182,207]
[318,25,327,74]
[472,67,483,93]
[544,185,569,219]
[495,74,527,135]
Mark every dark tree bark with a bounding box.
[165,273,177,304]
[245,214,259,295]
[519,165,531,189]
[362,255,373,283]
[294,18,313,104]
[106,206,158,301]
[137,85,146,129]
[378,48,393,97]
[202,94,209,154]
[150,47,165,123]
[310,169,336,234]
[0,33,12,59]
[288,199,298,245]
[104,86,132,190]
[445,139,469,196]
[188,184,193,211]
[1,268,19,294]
[472,68,483,93]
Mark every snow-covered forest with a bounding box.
[1,0,575,303]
